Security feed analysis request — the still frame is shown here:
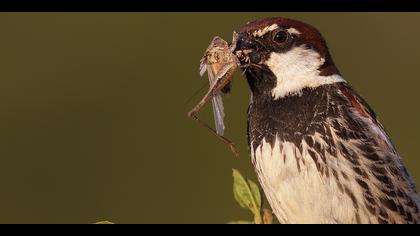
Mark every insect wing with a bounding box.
[206,62,226,135]
[199,56,208,77]
[211,94,225,135]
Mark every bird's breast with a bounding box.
[247,83,373,223]
[251,136,360,224]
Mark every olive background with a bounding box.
[0,13,418,223]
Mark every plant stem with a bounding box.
[253,208,263,224]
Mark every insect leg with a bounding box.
[188,113,239,157]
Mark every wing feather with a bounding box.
[336,83,420,223]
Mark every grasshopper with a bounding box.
[188,32,240,156]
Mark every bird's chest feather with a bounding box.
[247,84,364,223]
[251,137,357,223]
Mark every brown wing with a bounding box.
[336,83,420,223]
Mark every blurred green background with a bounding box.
[0,13,418,223]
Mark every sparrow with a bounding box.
[233,17,420,224]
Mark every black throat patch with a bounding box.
[246,67,346,151]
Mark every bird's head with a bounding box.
[233,17,344,99]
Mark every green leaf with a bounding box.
[94,220,114,224]
[232,169,261,212]
[247,179,261,210]
[232,169,252,209]
[232,169,264,224]
[227,220,254,224]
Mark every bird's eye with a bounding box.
[273,30,289,44]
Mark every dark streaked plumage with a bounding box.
[234,17,420,223]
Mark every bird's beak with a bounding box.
[233,32,261,66]
[234,32,256,52]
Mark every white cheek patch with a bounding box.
[252,24,279,37]
[265,45,345,99]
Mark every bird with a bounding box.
[232,17,420,224]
